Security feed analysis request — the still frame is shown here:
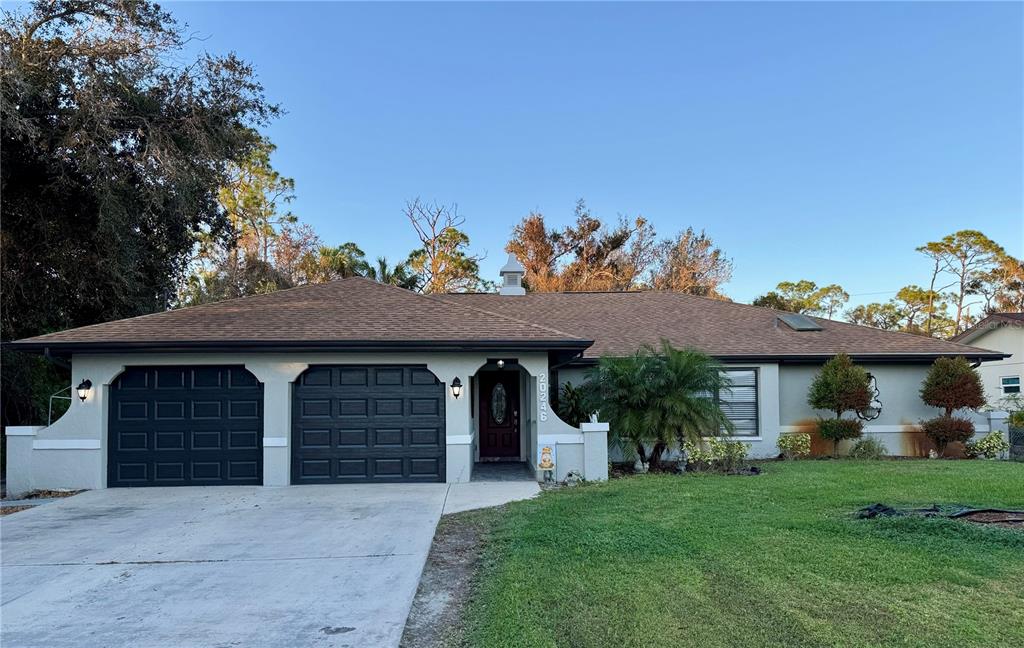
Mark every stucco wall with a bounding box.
[963,326,1023,406]
[779,363,990,456]
[560,360,997,461]
[8,350,606,495]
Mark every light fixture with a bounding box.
[450,377,463,399]
[76,379,93,402]
[496,359,505,369]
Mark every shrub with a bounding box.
[920,357,985,416]
[965,431,1010,459]
[920,416,975,455]
[849,436,888,460]
[591,341,731,470]
[808,354,871,456]
[684,438,750,473]
[777,433,811,460]
[556,382,592,427]
[1011,411,1024,429]
[817,417,864,453]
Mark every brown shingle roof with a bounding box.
[10,280,1004,361]
[10,278,589,352]
[441,291,1003,362]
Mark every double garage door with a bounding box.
[107,364,445,487]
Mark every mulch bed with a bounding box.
[0,506,33,516]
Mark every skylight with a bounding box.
[778,313,823,331]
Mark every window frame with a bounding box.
[1001,375,1021,395]
[716,367,760,438]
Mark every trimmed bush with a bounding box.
[920,357,985,416]
[965,431,1010,459]
[777,433,811,460]
[817,417,864,454]
[808,354,871,456]
[684,438,750,473]
[849,436,888,460]
[921,416,975,455]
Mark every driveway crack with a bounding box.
[6,552,416,567]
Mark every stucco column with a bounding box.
[246,361,308,487]
[581,422,609,481]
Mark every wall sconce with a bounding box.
[450,377,463,399]
[496,360,505,369]
[857,373,882,421]
[76,379,93,402]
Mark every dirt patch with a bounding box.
[952,510,1024,530]
[0,505,33,516]
[856,503,1024,530]
[400,508,502,648]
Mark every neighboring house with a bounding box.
[5,257,1006,496]
[952,312,1023,407]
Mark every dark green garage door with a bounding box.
[292,365,446,483]
[108,366,264,487]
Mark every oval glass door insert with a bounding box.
[490,382,508,424]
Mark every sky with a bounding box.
[169,1,1023,307]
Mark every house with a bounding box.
[5,257,1007,495]
[951,312,1023,407]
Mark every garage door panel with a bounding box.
[292,365,445,484]
[108,366,263,487]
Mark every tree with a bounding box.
[182,137,301,304]
[649,227,734,298]
[843,285,953,336]
[588,341,731,470]
[807,354,871,456]
[506,201,730,296]
[298,243,370,284]
[919,357,986,455]
[366,257,420,290]
[753,280,847,317]
[1,0,276,425]
[405,199,488,293]
[917,231,1005,334]
[845,303,903,330]
[990,254,1024,312]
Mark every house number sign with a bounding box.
[538,373,549,422]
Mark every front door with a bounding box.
[478,372,520,459]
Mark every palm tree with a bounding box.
[367,256,420,291]
[589,340,732,470]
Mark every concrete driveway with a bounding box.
[1,484,448,648]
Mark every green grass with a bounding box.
[463,461,1024,648]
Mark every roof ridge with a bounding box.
[443,289,1001,356]
[360,278,585,341]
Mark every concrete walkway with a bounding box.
[443,480,541,514]
[1,485,447,648]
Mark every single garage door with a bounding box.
[292,365,446,483]
[108,366,264,487]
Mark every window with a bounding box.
[1002,376,1021,395]
[717,369,759,437]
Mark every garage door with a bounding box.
[292,365,446,483]
[108,366,264,487]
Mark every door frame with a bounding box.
[475,368,526,462]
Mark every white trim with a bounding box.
[447,434,473,445]
[6,426,42,436]
[263,437,287,447]
[33,439,101,450]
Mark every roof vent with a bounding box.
[499,254,526,296]
[778,313,823,331]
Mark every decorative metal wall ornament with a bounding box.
[857,373,883,421]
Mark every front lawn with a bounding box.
[463,461,1024,647]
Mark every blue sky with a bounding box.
[171,1,1022,306]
